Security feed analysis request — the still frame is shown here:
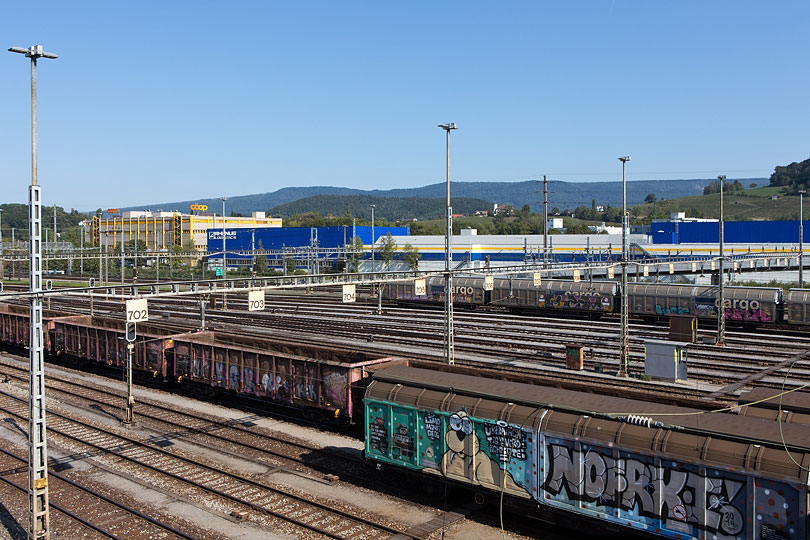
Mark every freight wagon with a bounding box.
[0,303,63,351]
[365,365,810,539]
[0,306,399,425]
[385,276,796,326]
[170,330,400,423]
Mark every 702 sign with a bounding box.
[125,298,149,322]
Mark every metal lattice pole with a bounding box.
[717,175,726,346]
[796,190,807,289]
[438,123,457,365]
[618,156,631,376]
[10,43,58,540]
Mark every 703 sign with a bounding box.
[248,290,265,311]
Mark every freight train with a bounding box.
[364,364,810,540]
[2,302,810,538]
[0,303,393,424]
[383,276,810,326]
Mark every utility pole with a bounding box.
[120,235,125,284]
[80,222,84,277]
[618,156,631,376]
[438,123,457,365]
[796,190,807,289]
[123,323,135,425]
[98,212,103,286]
[543,174,548,265]
[370,204,375,273]
[0,209,4,279]
[717,175,726,346]
[221,198,227,309]
[9,43,58,540]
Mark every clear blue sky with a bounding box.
[1,1,808,211]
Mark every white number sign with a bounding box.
[248,290,265,311]
[691,262,697,272]
[125,298,149,323]
[484,275,494,291]
[749,259,754,268]
[414,279,426,296]
[342,284,356,303]
[573,269,580,283]
[710,260,716,271]
[607,267,614,279]
[643,265,649,277]
[669,263,674,274]
[533,272,542,286]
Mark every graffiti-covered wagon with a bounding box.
[365,365,810,539]
[171,331,402,424]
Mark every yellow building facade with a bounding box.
[87,211,282,252]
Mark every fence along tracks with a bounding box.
[0,389,419,539]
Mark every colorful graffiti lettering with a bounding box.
[366,401,806,539]
[483,421,527,462]
[724,308,772,322]
[323,371,348,408]
[544,441,751,537]
[655,305,689,315]
[551,290,609,311]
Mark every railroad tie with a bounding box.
[389,502,478,539]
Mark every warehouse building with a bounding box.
[87,211,282,252]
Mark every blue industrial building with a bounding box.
[207,225,409,252]
[651,220,809,244]
[206,225,410,269]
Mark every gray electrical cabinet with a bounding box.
[644,339,688,381]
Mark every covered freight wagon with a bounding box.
[171,331,401,424]
[365,365,810,540]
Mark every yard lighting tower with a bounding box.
[0,208,4,278]
[9,43,58,540]
[717,175,726,346]
[370,204,375,273]
[617,156,631,377]
[438,123,457,365]
[796,189,807,289]
[221,197,227,309]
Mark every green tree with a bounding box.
[644,193,657,204]
[347,236,365,272]
[379,232,397,270]
[255,241,267,274]
[565,223,590,234]
[403,243,421,271]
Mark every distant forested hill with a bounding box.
[770,157,810,191]
[268,195,493,221]
[122,178,759,219]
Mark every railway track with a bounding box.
[0,436,209,540]
[0,355,372,485]
[0,387,422,539]
[6,290,810,397]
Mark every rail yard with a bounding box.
[1,270,810,539]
